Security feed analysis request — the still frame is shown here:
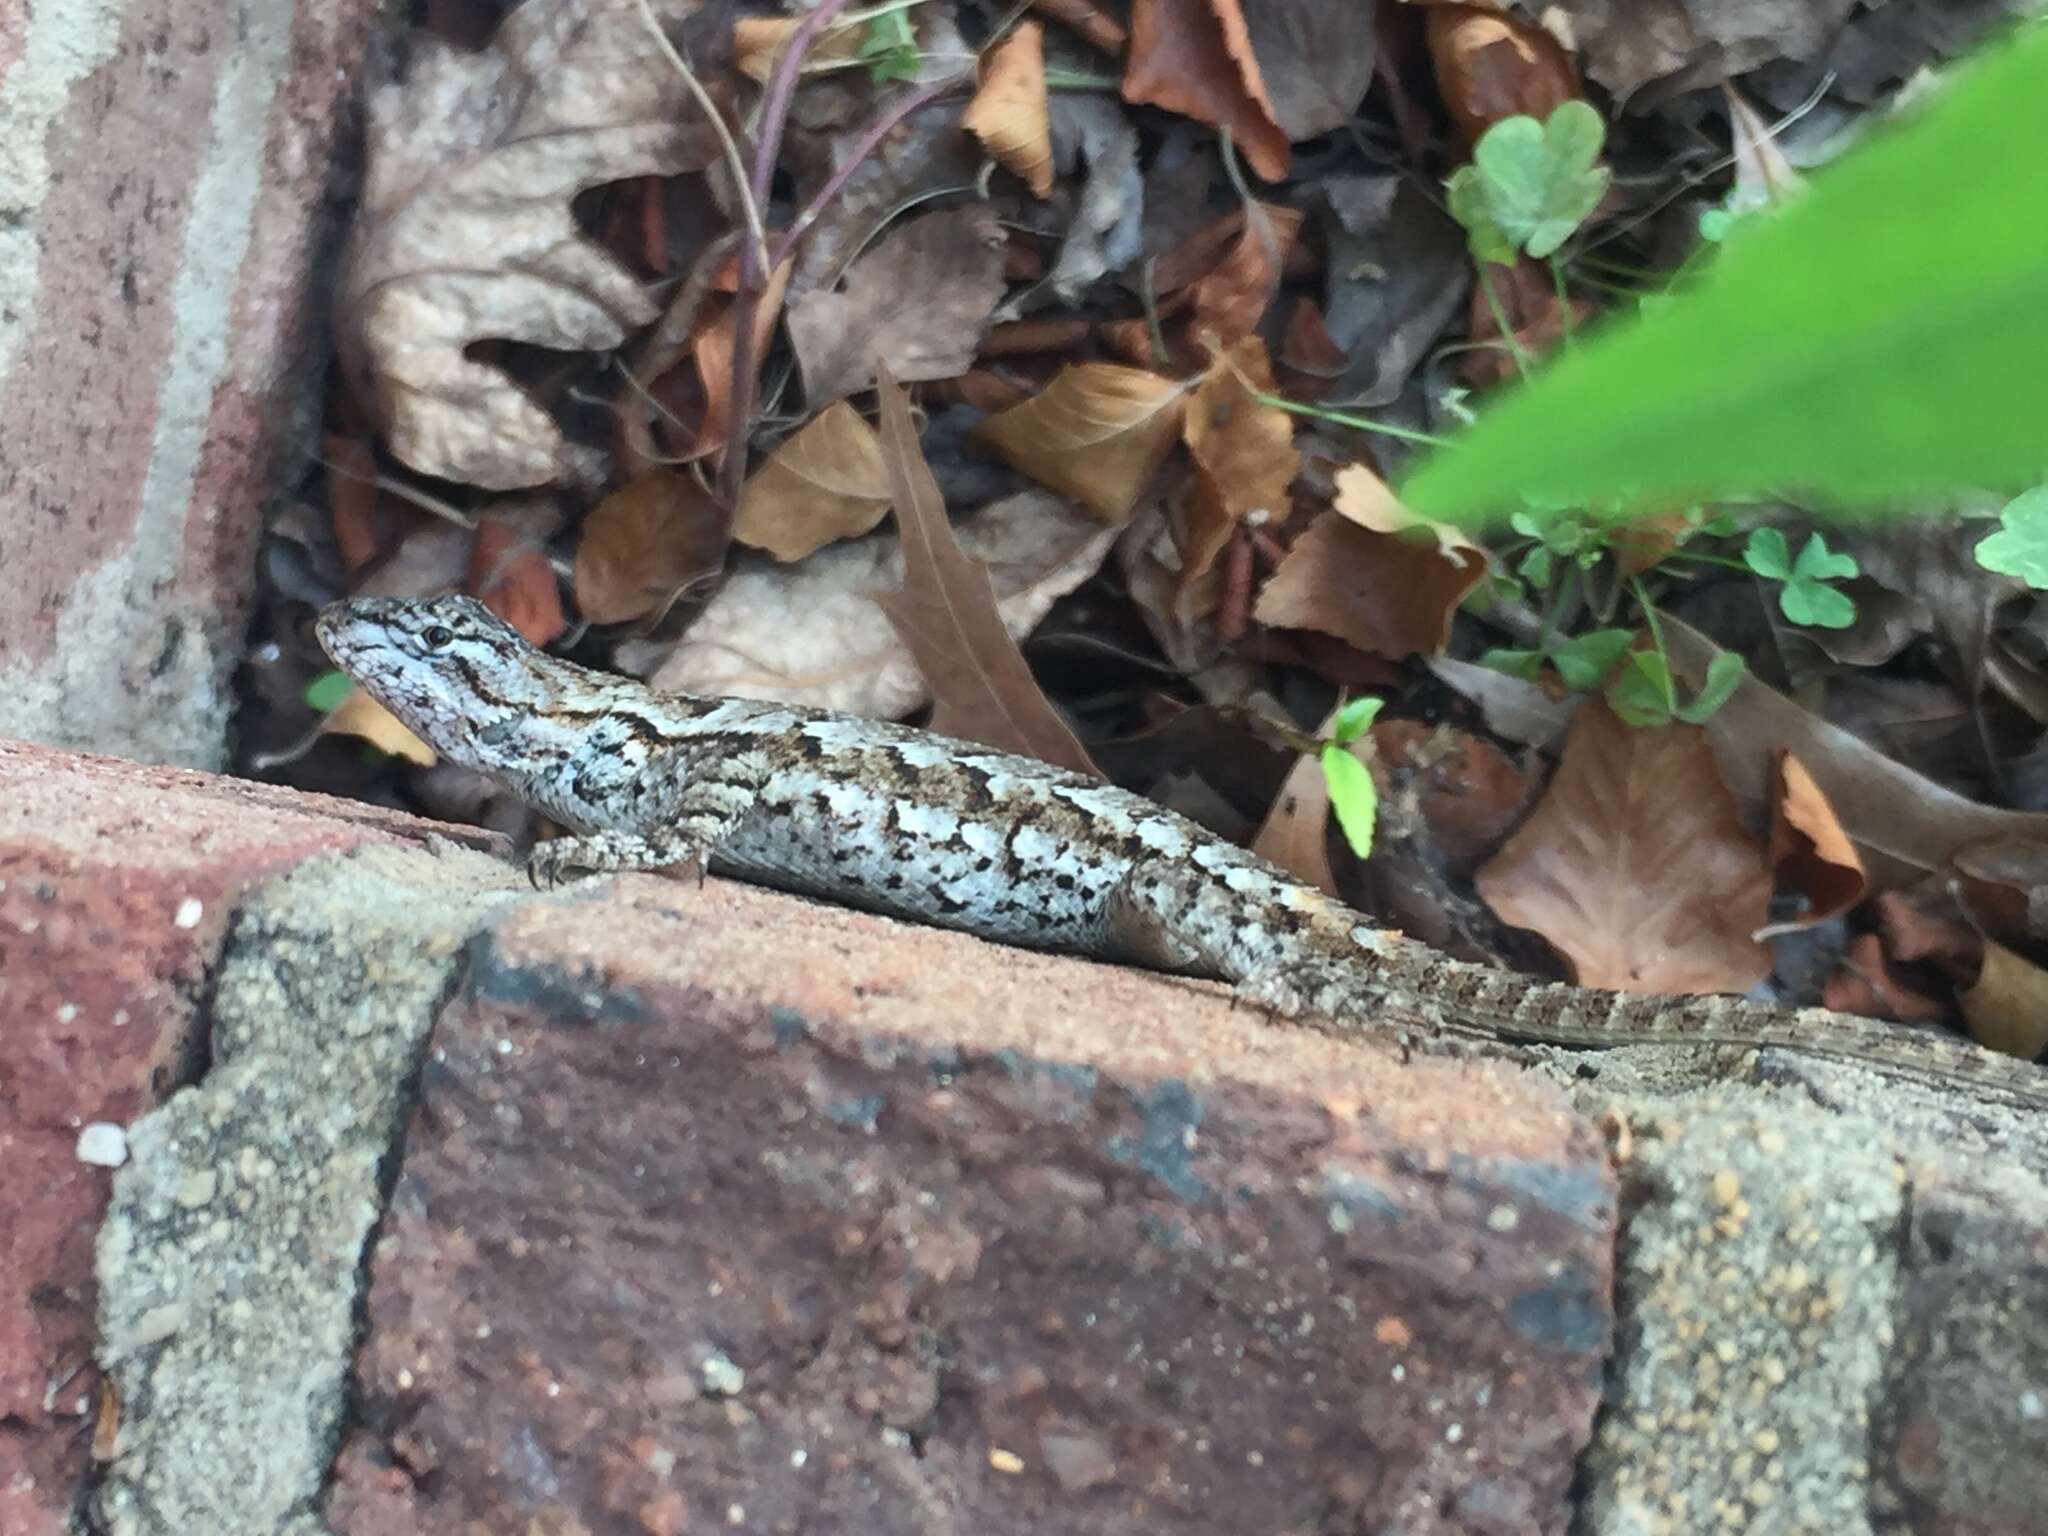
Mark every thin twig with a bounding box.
[632,0,770,278]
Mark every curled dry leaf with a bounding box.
[648,489,1117,720]
[1251,703,1346,896]
[785,207,1008,405]
[962,21,1054,198]
[1424,3,1582,148]
[1254,465,1482,660]
[971,363,1190,523]
[735,402,891,563]
[1475,698,1772,995]
[872,370,1098,774]
[338,0,708,489]
[468,501,566,645]
[1180,338,1295,598]
[1766,751,1865,929]
[573,472,726,625]
[1122,0,1288,182]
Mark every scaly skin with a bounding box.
[317,594,2048,1112]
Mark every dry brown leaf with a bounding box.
[1180,339,1295,596]
[1254,480,1484,661]
[1662,617,2048,890]
[666,258,794,465]
[971,363,1189,523]
[1240,0,1378,141]
[649,490,1116,720]
[1030,0,1126,54]
[1330,461,1483,565]
[1723,84,1806,216]
[1957,940,2048,1060]
[735,403,891,563]
[1276,298,1348,401]
[468,503,566,645]
[1950,840,2048,945]
[1821,931,1951,1023]
[731,14,865,81]
[1251,702,1345,896]
[1122,0,1289,182]
[1475,698,1772,994]
[1424,3,1582,148]
[1370,719,1540,872]
[1177,203,1303,350]
[321,688,436,767]
[785,207,1008,405]
[337,0,709,489]
[872,368,1099,774]
[573,472,726,625]
[1766,751,1866,929]
[962,22,1054,198]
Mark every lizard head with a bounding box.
[315,594,560,769]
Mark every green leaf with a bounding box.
[1778,577,1857,628]
[1791,531,1858,583]
[1697,205,1736,243]
[1480,647,1546,681]
[1517,544,1554,585]
[1447,165,1517,265]
[1465,103,1611,261]
[1399,24,2048,526]
[1976,486,2048,588]
[1675,652,1745,723]
[304,670,353,713]
[1329,695,1385,746]
[1607,650,1677,727]
[1743,527,1793,579]
[858,9,920,82]
[1548,628,1633,691]
[1320,744,1379,859]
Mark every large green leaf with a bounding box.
[1400,22,2048,529]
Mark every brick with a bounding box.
[0,0,379,766]
[0,739,499,1534]
[328,878,1617,1535]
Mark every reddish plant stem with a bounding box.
[717,29,964,516]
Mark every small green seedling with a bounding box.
[1607,647,1744,728]
[1482,627,1634,692]
[1975,485,2048,589]
[1319,695,1384,859]
[857,7,920,82]
[1743,528,1859,628]
[305,670,353,712]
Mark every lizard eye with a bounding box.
[420,625,455,652]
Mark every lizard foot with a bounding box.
[525,832,705,889]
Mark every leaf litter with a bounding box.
[241,0,2048,1058]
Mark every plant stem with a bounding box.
[1476,263,1534,378]
[1250,392,1452,448]
[1548,256,1575,349]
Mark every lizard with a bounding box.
[316,592,2048,1114]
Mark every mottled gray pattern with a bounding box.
[317,595,2048,1111]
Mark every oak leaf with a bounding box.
[785,207,1008,404]
[971,363,1189,523]
[338,0,710,489]
[873,369,1098,774]
[735,403,891,562]
[961,21,1054,197]
[1122,0,1288,181]
[1475,698,1772,994]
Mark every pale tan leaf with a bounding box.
[873,369,1099,774]
[735,403,891,562]
[785,207,1008,404]
[1958,940,2048,1060]
[322,689,435,767]
[1180,338,1294,597]
[962,22,1054,198]
[649,490,1117,720]
[731,15,864,82]
[337,0,710,489]
[1331,461,1482,563]
[972,363,1189,523]
[1475,697,1772,994]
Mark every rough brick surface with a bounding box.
[0,739,499,1535]
[325,880,1618,1535]
[0,0,378,766]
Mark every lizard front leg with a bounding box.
[527,757,770,889]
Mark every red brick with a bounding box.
[0,739,499,1534]
[329,878,1616,1535]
